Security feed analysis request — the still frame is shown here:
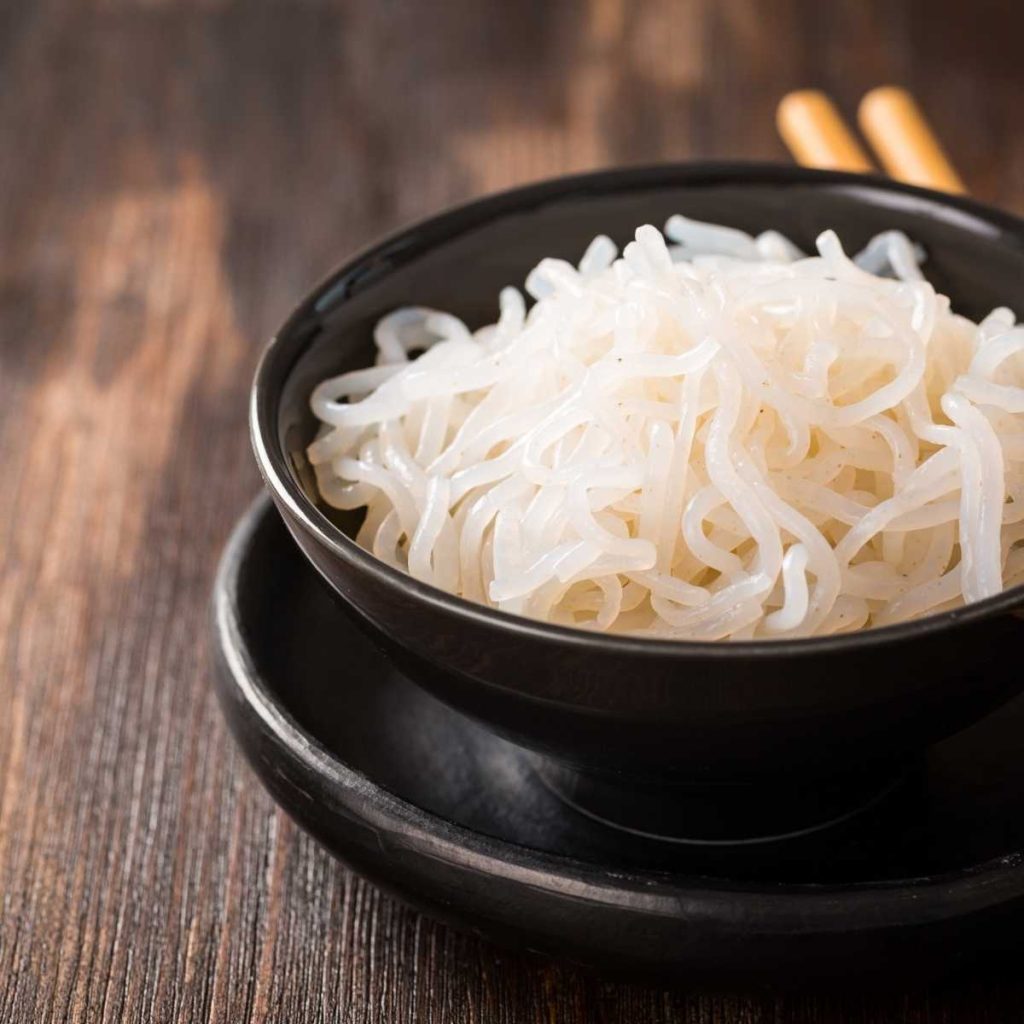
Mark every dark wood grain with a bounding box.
[2,1,1024,1020]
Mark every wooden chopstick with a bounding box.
[776,87,967,195]
[776,90,875,173]
[857,86,967,194]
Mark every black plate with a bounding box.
[212,497,1024,985]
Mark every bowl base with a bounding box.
[530,756,909,846]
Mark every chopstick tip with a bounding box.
[858,85,911,123]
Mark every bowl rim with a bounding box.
[251,160,1024,657]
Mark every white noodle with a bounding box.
[309,218,1024,639]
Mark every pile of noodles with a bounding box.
[307,217,1024,640]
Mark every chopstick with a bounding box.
[776,90,875,173]
[777,86,967,194]
[858,87,966,194]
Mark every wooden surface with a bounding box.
[3,1,1024,1020]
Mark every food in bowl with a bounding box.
[306,216,1024,641]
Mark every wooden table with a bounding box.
[3,1,1024,1020]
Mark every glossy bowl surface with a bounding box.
[252,163,1024,786]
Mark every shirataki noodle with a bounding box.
[307,217,1024,640]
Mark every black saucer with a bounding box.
[212,497,1024,985]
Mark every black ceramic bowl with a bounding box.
[252,164,1024,837]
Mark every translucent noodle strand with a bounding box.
[309,219,1024,639]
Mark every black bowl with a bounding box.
[251,163,1024,837]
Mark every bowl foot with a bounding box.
[531,757,910,846]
